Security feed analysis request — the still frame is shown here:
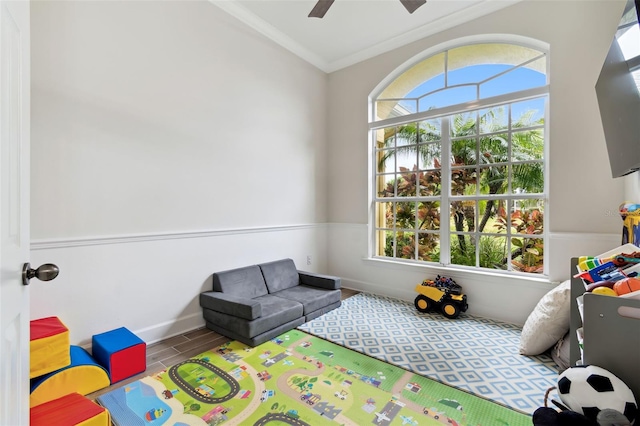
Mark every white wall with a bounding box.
[30,225,327,346]
[30,1,329,344]
[325,0,627,324]
[626,173,640,201]
[30,0,630,342]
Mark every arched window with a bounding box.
[370,40,548,275]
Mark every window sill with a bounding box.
[362,256,556,288]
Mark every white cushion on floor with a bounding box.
[519,279,571,356]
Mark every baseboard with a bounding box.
[135,312,206,345]
[79,312,206,351]
[341,278,415,303]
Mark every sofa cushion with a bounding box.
[306,301,342,321]
[260,259,300,293]
[213,265,268,299]
[272,285,341,316]
[199,292,262,320]
[202,294,302,338]
[205,317,306,347]
[299,271,341,290]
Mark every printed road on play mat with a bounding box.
[97,328,531,426]
[299,292,558,414]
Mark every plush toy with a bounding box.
[597,409,633,426]
[533,366,637,426]
[532,407,632,426]
[533,406,596,425]
[557,365,637,424]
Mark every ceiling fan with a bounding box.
[309,0,427,18]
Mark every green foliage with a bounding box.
[479,236,508,269]
[448,235,505,268]
[379,105,545,273]
[495,207,544,273]
[450,235,475,267]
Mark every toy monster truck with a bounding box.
[414,275,468,319]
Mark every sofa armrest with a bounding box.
[199,292,262,320]
[298,271,341,290]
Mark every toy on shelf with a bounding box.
[620,201,640,246]
[574,257,640,284]
[574,243,640,286]
[574,243,640,302]
[619,201,640,214]
[613,277,640,296]
[613,253,640,265]
[414,275,468,319]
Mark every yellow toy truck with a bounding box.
[414,276,468,319]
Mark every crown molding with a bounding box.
[210,0,522,73]
[325,0,522,72]
[210,0,329,71]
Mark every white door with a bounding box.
[0,1,30,424]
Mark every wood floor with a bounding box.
[88,287,359,400]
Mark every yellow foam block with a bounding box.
[76,411,111,426]
[30,346,110,408]
[30,317,71,379]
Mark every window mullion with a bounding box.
[414,122,420,261]
[440,118,451,265]
[444,50,449,88]
[506,104,513,271]
[475,112,480,268]
[370,87,549,130]
[393,131,399,258]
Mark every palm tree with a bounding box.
[378,105,544,269]
[473,108,544,232]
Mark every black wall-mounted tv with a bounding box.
[595,0,640,178]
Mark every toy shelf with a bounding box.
[569,257,640,401]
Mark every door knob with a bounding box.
[22,263,59,286]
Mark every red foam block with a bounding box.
[109,343,146,383]
[30,392,109,426]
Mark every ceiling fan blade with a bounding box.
[308,0,335,18]
[399,0,426,14]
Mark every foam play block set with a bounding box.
[30,345,110,407]
[29,317,146,421]
[31,392,110,426]
[30,316,71,379]
[92,326,146,384]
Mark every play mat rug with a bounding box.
[299,292,558,413]
[97,329,530,426]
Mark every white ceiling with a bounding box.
[211,0,522,72]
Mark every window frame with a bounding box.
[368,38,550,277]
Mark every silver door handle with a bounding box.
[22,263,59,286]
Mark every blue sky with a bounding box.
[399,64,546,122]
[383,64,546,173]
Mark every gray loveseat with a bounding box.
[199,258,341,346]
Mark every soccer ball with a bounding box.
[557,365,638,424]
